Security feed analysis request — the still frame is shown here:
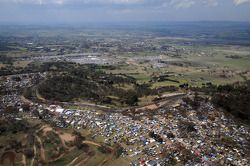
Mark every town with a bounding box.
[0,59,250,165]
[0,23,250,165]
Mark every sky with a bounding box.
[0,0,250,24]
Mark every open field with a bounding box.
[0,118,129,166]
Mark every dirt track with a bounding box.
[21,86,110,111]
[82,141,101,147]
[0,151,16,166]
[118,92,186,113]
[30,144,36,166]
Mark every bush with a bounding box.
[113,144,124,158]
[77,143,89,151]
[98,145,112,154]
[24,148,34,159]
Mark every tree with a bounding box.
[22,104,30,112]
[124,93,138,106]
[113,144,124,158]
[4,106,18,114]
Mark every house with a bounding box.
[147,160,156,166]
[55,108,64,114]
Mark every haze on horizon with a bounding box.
[0,0,250,24]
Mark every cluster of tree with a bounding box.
[1,106,19,114]
[148,131,163,143]
[23,134,36,159]
[178,121,197,133]
[166,132,175,139]
[156,86,178,93]
[16,62,179,106]
[44,131,61,145]
[151,74,180,83]
[0,55,13,65]
[0,61,78,76]
[38,75,101,102]
[0,44,13,51]
[220,136,238,148]
[179,83,189,89]
[0,118,29,134]
[115,83,158,106]
[225,55,242,59]
[98,145,112,154]
[113,143,124,158]
[72,130,88,150]
[161,142,200,164]
[118,91,139,106]
[21,104,30,112]
[23,87,39,102]
[134,83,153,97]
[182,93,205,109]
[37,64,155,106]
[211,82,250,121]
[6,140,22,153]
